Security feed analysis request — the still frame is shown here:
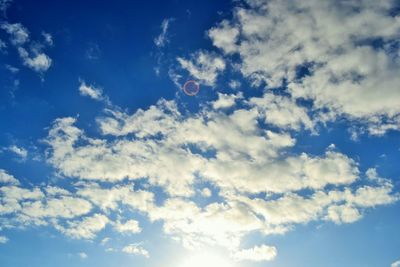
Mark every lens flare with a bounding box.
[182,80,200,96]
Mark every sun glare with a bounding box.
[177,250,234,267]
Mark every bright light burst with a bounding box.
[177,250,235,267]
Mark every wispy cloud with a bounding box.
[154,18,173,48]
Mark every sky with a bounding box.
[0,0,400,266]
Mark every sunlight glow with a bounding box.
[177,250,234,267]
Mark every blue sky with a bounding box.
[0,0,400,267]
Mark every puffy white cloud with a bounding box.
[207,0,400,135]
[113,219,141,234]
[18,47,52,72]
[77,183,154,212]
[122,244,149,258]
[0,23,29,45]
[249,93,314,131]
[177,51,225,86]
[392,260,400,267]
[208,20,239,54]
[20,196,92,220]
[0,169,19,185]
[232,244,277,262]
[79,81,104,101]
[56,213,109,239]
[212,92,242,110]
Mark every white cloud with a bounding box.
[42,32,53,46]
[8,145,28,159]
[249,93,314,131]
[79,81,104,101]
[212,92,242,110]
[0,169,20,185]
[122,244,149,258]
[113,219,141,234]
[200,187,212,198]
[39,95,398,256]
[228,80,241,89]
[232,244,277,262]
[100,237,110,245]
[0,23,29,45]
[392,260,400,267]
[0,235,8,244]
[56,213,109,239]
[177,51,225,86]
[18,47,52,72]
[78,252,88,259]
[207,0,400,135]
[154,18,172,48]
[208,20,239,54]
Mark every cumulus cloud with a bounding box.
[177,51,225,86]
[39,96,397,259]
[122,244,149,258]
[79,80,104,101]
[0,23,29,45]
[212,92,242,110]
[18,47,52,72]
[113,219,141,234]
[2,2,400,258]
[0,169,20,185]
[249,93,315,131]
[56,213,109,239]
[207,0,400,135]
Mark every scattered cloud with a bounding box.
[79,80,104,101]
[0,235,9,244]
[55,213,108,239]
[207,0,400,135]
[232,244,277,262]
[85,43,101,60]
[0,23,29,45]
[392,260,400,267]
[39,97,396,259]
[212,92,242,110]
[42,32,53,46]
[113,219,141,234]
[122,244,149,258]
[154,18,173,48]
[78,252,88,259]
[8,145,28,159]
[0,39,6,52]
[177,51,225,86]
[18,47,52,73]
[0,169,20,185]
